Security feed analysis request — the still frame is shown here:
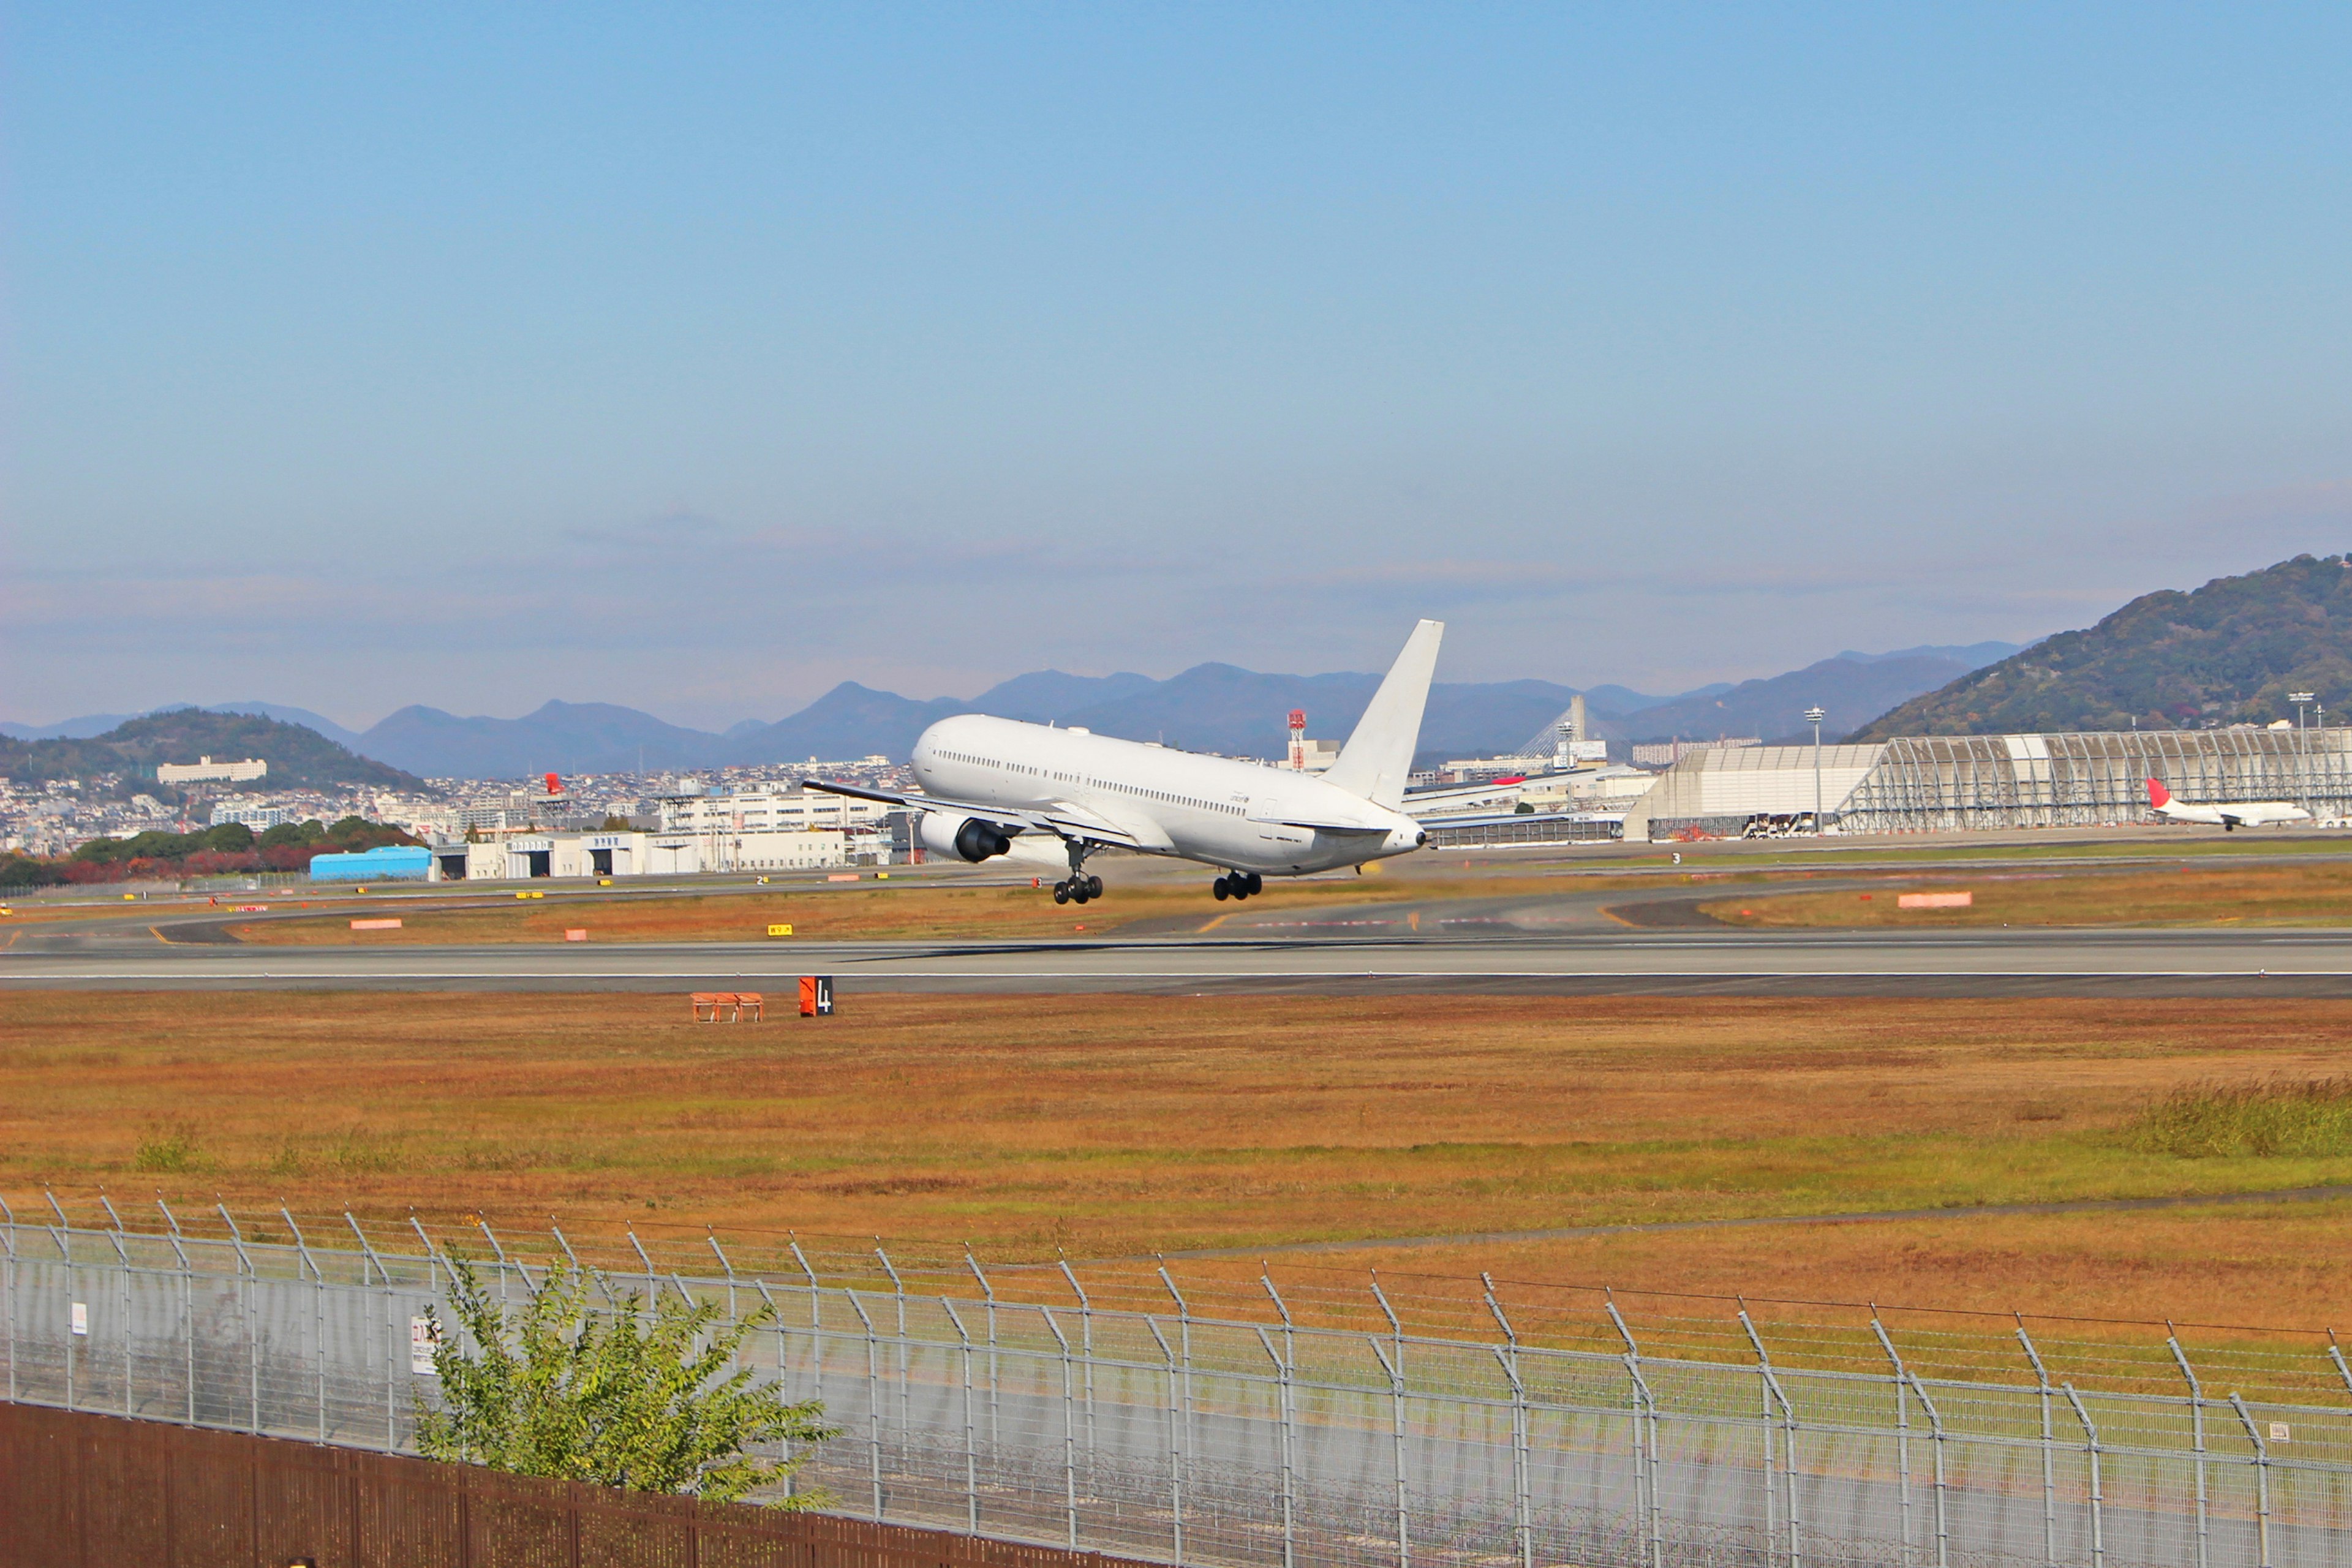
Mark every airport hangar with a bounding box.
[1425,725,2352,846]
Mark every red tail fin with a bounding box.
[2146,777,2171,809]
[545,772,563,796]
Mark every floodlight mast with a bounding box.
[1804,707,1827,833]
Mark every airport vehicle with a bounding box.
[807,621,1442,903]
[2145,775,2311,830]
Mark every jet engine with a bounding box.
[919,813,1013,863]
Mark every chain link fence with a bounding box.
[4,1207,2349,1567]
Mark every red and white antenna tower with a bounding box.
[1288,709,1308,771]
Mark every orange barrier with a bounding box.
[691,991,763,1021]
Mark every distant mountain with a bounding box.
[725,684,966,765]
[9,635,2030,782]
[1836,641,2022,668]
[203,701,369,752]
[1853,555,2352,741]
[0,709,418,791]
[1626,654,1992,746]
[356,701,732,777]
[0,713,134,741]
[968,670,1159,722]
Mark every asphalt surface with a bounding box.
[10,882,2352,993]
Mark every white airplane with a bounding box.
[807,621,1444,904]
[2146,776,2310,831]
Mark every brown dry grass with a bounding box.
[9,991,2352,1326]
[1705,859,2352,927]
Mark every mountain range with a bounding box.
[6,641,2019,780]
[1856,556,2352,739]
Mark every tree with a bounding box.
[417,1254,835,1504]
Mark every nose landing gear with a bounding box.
[1212,871,1264,901]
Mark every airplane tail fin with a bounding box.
[1323,620,1445,810]
[2147,777,2171,809]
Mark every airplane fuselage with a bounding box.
[913,714,1427,876]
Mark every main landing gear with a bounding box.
[1212,871,1264,901]
[1053,840,1104,905]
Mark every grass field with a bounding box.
[1703,858,2352,926]
[9,989,2352,1330]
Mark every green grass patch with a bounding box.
[2130,1077,2352,1158]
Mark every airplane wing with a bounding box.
[802,779,1159,848]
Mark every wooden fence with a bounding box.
[0,1401,1154,1568]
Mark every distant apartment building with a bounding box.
[658,782,892,835]
[157,756,267,785]
[208,802,300,831]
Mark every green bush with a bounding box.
[2130,1077,2352,1158]
[418,1254,835,1504]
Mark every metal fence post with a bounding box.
[1371,1274,1410,1568]
[843,1289,885,1521]
[2228,1393,2273,1568]
[162,1223,194,1427]
[1907,1374,1949,1568]
[1607,1300,1664,1568]
[967,1253,1001,1447]
[2061,1384,2105,1568]
[2016,1321,2059,1568]
[1,1198,15,1405]
[407,1214,439,1295]
[625,1229,656,1318]
[345,1215,395,1451]
[99,1194,132,1419]
[2329,1330,2352,1400]
[1147,1317,1185,1567]
[789,1237,823,1395]
[1869,1317,1914,1566]
[1255,1325,1296,1568]
[1485,1276,1532,1568]
[1042,1306,1079,1546]
[48,1196,75,1414]
[219,1204,258,1432]
[752,1279,796,1496]
[482,1218,516,1306]
[1158,1261,1195,1493]
[1741,1311,1802,1568]
[1058,1256,1096,1483]
[2167,1332,2211,1568]
[941,1297,980,1534]
[875,1244,910,1435]
[283,1208,327,1441]
[102,1223,132,1418]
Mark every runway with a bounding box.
[13,921,2352,995]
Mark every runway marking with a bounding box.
[1150,1183,2352,1260]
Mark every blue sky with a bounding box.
[7,5,2352,728]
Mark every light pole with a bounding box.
[1804,706,1826,835]
[2292,692,2317,816]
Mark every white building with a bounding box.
[158,756,268,785]
[209,802,300,831]
[658,782,892,835]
